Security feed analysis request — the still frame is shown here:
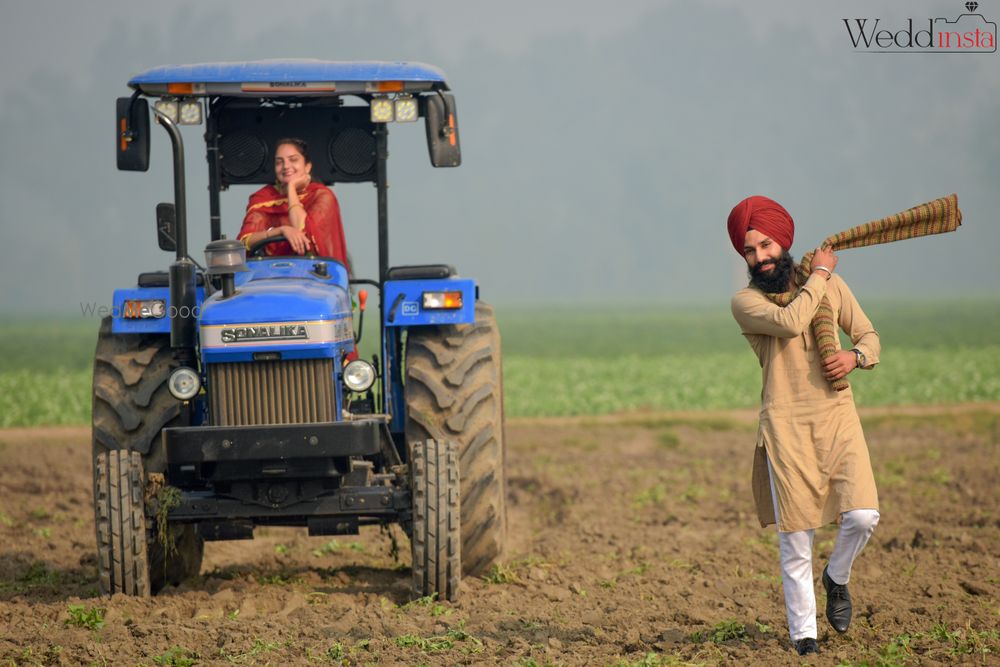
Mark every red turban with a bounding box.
[727,196,795,255]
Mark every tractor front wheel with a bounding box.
[94,449,152,596]
[410,439,461,601]
[91,316,203,595]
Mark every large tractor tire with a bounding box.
[410,439,461,601]
[91,317,203,596]
[405,301,507,576]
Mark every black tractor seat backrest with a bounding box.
[385,264,456,280]
[137,271,205,288]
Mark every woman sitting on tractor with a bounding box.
[237,138,349,268]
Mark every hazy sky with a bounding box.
[1,0,998,314]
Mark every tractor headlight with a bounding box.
[343,360,376,392]
[153,98,179,123]
[178,99,203,125]
[168,367,201,400]
[394,95,418,122]
[422,291,463,310]
[370,96,394,123]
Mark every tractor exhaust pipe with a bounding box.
[154,110,197,359]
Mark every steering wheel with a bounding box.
[248,233,312,257]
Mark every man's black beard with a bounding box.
[749,250,795,293]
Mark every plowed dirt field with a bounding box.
[1,405,997,666]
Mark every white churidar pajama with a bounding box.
[767,457,879,642]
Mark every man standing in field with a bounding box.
[727,196,881,656]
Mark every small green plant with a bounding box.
[348,541,366,552]
[695,619,746,644]
[153,646,198,666]
[325,642,347,662]
[610,652,670,667]
[255,570,302,586]
[622,563,650,577]
[873,634,912,666]
[446,624,484,654]
[65,604,106,630]
[483,562,520,584]
[679,484,704,504]
[403,593,452,617]
[223,637,282,662]
[29,507,51,520]
[951,627,999,658]
[633,484,667,508]
[395,633,454,652]
[712,620,746,643]
[312,539,341,557]
[929,622,960,645]
[394,625,483,654]
[274,543,289,555]
[35,527,52,539]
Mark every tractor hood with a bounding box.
[199,258,354,363]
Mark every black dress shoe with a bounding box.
[794,638,819,655]
[823,565,853,633]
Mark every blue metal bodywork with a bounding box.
[110,255,477,432]
[129,60,448,89]
[199,258,353,365]
[111,287,206,334]
[383,278,477,327]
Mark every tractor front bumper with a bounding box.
[160,420,411,533]
[163,420,387,463]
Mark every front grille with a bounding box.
[208,359,335,426]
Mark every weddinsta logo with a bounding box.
[844,2,996,53]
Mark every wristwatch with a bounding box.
[851,348,867,369]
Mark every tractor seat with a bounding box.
[137,271,205,288]
[385,264,455,280]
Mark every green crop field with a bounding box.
[1,298,998,427]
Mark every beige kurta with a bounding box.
[731,272,880,532]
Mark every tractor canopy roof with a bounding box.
[129,59,450,97]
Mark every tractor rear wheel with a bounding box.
[405,301,507,576]
[409,439,461,601]
[91,317,203,595]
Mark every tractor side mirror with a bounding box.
[424,93,461,167]
[116,97,150,171]
[156,202,177,252]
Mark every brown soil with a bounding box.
[0,405,997,666]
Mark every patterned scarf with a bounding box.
[767,194,963,391]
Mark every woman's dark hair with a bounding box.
[274,137,310,163]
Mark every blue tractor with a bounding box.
[96,60,506,600]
